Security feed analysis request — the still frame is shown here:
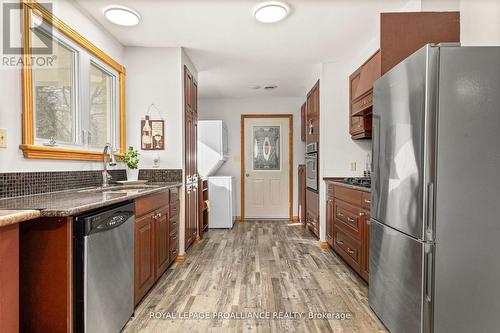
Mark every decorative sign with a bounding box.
[141,115,164,150]
[253,126,280,170]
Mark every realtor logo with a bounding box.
[2,1,54,67]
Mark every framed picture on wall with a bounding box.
[141,115,164,150]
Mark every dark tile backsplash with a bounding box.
[0,169,182,199]
[139,169,182,183]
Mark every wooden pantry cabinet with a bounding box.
[135,188,180,306]
[326,180,370,282]
[349,11,460,140]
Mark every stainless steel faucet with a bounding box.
[102,143,117,187]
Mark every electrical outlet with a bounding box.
[350,161,357,171]
[0,129,7,148]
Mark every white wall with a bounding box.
[125,46,197,256]
[418,0,500,45]
[198,97,305,218]
[460,0,500,46]
[317,40,378,241]
[0,0,124,172]
[124,47,183,169]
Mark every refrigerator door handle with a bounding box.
[423,244,434,333]
[425,183,435,240]
[424,245,433,302]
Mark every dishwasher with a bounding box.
[74,202,135,333]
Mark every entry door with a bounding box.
[244,117,290,219]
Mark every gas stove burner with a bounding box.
[343,177,371,188]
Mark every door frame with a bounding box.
[240,114,294,220]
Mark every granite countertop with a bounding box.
[0,182,182,218]
[0,210,41,227]
[323,177,371,193]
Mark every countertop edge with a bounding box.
[38,183,183,217]
[0,210,41,228]
[323,178,371,193]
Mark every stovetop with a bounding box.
[343,177,371,188]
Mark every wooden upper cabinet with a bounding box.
[300,102,306,142]
[380,11,460,75]
[351,51,381,103]
[349,11,460,140]
[306,80,320,144]
[349,52,378,140]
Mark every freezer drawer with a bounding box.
[369,220,433,333]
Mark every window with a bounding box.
[21,1,126,160]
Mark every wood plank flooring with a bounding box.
[123,220,387,333]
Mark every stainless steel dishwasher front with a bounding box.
[74,202,135,333]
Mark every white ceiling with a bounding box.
[75,0,411,99]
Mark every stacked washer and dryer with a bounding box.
[197,120,235,229]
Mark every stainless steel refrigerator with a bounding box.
[369,44,500,333]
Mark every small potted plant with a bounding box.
[123,146,140,181]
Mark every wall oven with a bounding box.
[305,142,318,191]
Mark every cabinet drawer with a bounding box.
[362,192,371,211]
[169,234,179,262]
[136,191,169,217]
[306,210,319,237]
[334,226,362,271]
[334,185,362,206]
[335,200,362,239]
[352,93,373,116]
[169,215,179,236]
[170,200,180,218]
[169,187,179,203]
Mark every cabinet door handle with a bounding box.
[336,240,344,246]
[152,213,157,220]
[338,213,344,217]
[364,199,371,204]
[158,213,162,218]
[347,217,355,223]
[347,248,355,255]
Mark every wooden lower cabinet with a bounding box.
[154,206,170,280]
[1,224,19,333]
[135,189,180,306]
[306,189,319,238]
[325,180,370,282]
[135,213,156,305]
[298,164,306,226]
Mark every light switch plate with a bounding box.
[350,161,357,171]
[0,129,7,148]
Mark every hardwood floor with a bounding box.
[124,220,386,333]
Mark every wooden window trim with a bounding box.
[20,0,126,160]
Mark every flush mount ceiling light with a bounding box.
[263,85,278,90]
[253,2,289,23]
[104,6,141,26]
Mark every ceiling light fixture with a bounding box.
[253,2,289,23]
[263,85,278,90]
[104,6,141,26]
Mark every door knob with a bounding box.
[246,173,250,177]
